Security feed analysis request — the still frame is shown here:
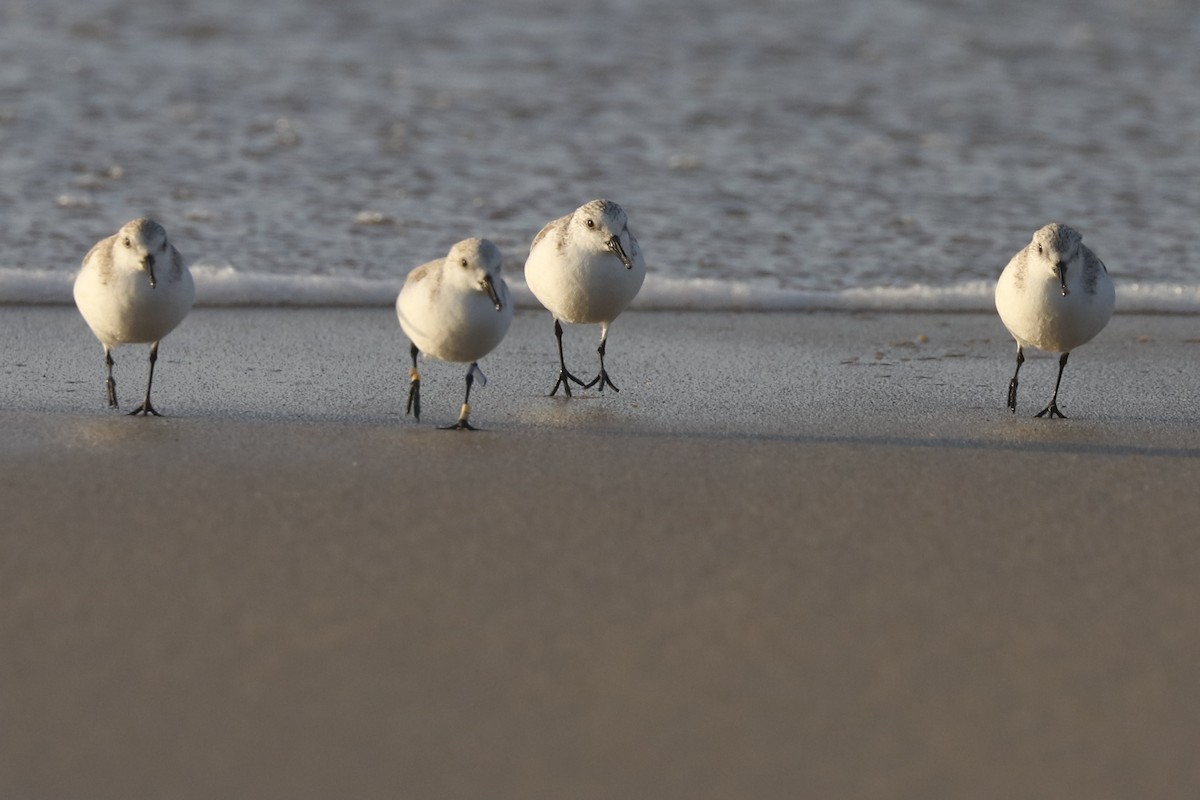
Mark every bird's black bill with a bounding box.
[483,274,503,310]
[1056,264,1069,296]
[607,235,633,269]
[143,254,157,289]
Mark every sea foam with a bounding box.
[2,266,1198,314]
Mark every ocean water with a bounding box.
[2,0,1199,311]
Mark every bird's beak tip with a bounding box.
[1055,265,1069,296]
[610,240,633,270]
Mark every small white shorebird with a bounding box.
[524,198,645,396]
[397,237,513,430]
[995,223,1115,418]
[73,217,195,416]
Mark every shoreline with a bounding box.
[6,306,1200,429]
[4,308,1200,799]
[6,268,1200,313]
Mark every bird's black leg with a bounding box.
[584,330,620,393]
[1035,351,1070,419]
[128,342,162,416]
[1006,344,1024,413]
[406,342,421,421]
[441,362,480,431]
[549,319,588,397]
[104,348,118,408]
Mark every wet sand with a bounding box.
[3,307,1200,799]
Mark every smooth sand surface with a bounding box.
[3,307,1200,799]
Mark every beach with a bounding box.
[3,306,1199,798]
[5,0,1200,794]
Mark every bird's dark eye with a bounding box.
[460,259,469,268]
[1036,244,1043,254]
[585,219,595,229]
[123,237,132,248]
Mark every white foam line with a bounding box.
[2,266,1198,313]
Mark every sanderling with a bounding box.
[524,199,646,396]
[995,223,1115,418]
[73,217,195,416]
[397,237,513,430]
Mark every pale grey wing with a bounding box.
[626,225,643,262]
[1082,245,1107,274]
[1002,246,1029,290]
[167,242,187,281]
[404,258,440,286]
[401,258,446,306]
[1081,245,1107,293]
[530,214,569,251]
[81,235,116,284]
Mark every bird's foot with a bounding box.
[549,368,588,397]
[439,404,478,431]
[127,401,162,417]
[584,369,620,393]
[406,370,421,421]
[106,378,118,408]
[1034,401,1067,419]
